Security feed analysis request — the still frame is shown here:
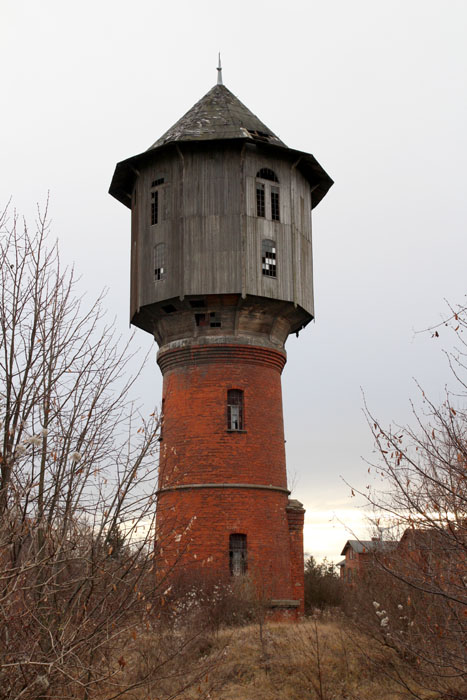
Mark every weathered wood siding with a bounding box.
[244,150,313,316]
[132,143,314,318]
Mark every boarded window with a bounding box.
[227,389,243,431]
[154,243,166,281]
[256,183,265,218]
[229,534,247,576]
[271,186,280,221]
[262,239,276,277]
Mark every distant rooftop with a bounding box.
[340,539,399,556]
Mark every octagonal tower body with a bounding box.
[110,83,332,616]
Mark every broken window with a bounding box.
[195,312,221,328]
[271,186,280,221]
[262,239,276,277]
[256,183,265,218]
[229,534,247,576]
[227,389,243,431]
[209,312,221,327]
[154,243,166,281]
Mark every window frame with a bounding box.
[261,239,277,278]
[255,169,280,222]
[229,533,247,576]
[227,389,244,431]
[150,177,165,226]
[154,242,166,282]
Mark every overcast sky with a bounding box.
[2,0,467,562]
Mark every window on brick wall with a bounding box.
[227,389,244,431]
[229,534,247,576]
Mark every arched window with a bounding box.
[262,239,276,278]
[256,168,279,182]
[255,169,280,221]
[227,389,244,431]
[229,534,247,576]
[154,243,166,281]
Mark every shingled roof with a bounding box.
[109,82,333,209]
[149,84,286,150]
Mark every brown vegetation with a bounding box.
[98,616,438,700]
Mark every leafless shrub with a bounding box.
[351,301,467,699]
[0,202,210,699]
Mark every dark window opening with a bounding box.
[210,312,221,327]
[227,389,243,431]
[262,239,276,277]
[154,243,165,281]
[256,168,279,183]
[271,186,280,221]
[229,534,247,575]
[151,177,165,188]
[189,299,206,309]
[151,190,159,225]
[162,304,177,314]
[256,183,265,218]
[195,312,221,328]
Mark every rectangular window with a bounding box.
[229,534,247,576]
[154,243,165,281]
[151,190,159,225]
[261,239,276,278]
[209,312,221,328]
[227,389,243,431]
[271,186,280,221]
[256,183,265,218]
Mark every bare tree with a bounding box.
[0,202,212,699]
[355,302,467,699]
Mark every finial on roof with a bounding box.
[217,53,223,85]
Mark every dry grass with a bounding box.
[96,615,439,700]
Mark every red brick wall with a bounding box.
[287,503,305,615]
[155,343,304,611]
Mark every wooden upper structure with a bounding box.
[109,82,333,351]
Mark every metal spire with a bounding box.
[217,53,223,85]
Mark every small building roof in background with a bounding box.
[340,539,398,556]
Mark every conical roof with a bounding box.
[109,82,333,209]
[149,84,287,150]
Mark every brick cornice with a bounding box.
[157,482,290,496]
[157,343,287,374]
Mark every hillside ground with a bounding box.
[99,615,438,700]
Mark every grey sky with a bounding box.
[2,0,467,560]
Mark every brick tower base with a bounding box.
[155,342,305,617]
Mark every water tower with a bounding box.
[109,65,332,616]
